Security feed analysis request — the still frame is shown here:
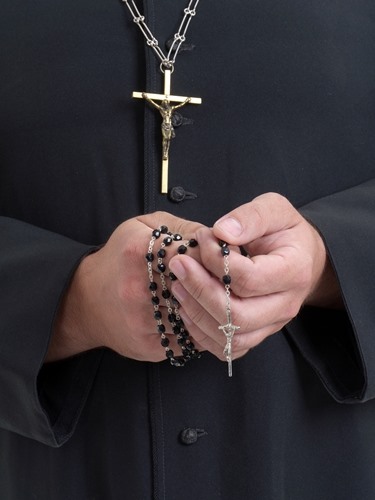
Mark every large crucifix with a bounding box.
[133,69,202,194]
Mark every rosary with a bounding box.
[121,0,202,193]
[147,227,240,377]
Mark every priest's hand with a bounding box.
[168,193,342,362]
[46,212,203,362]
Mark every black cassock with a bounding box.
[1,1,375,498]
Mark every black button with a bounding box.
[172,112,183,127]
[179,428,207,445]
[171,112,194,128]
[169,186,198,203]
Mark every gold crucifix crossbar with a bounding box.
[132,69,202,194]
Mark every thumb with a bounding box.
[212,193,301,246]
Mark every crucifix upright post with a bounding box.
[132,69,202,194]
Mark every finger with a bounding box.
[138,211,206,239]
[177,295,286,361]
[148,232,202,275]
[173,283,224,347]
[212,192,301,246]
[178,311,224,359]
[231,291,301,333]
[169,253,301,333]
[179,309,252,362]
[232,321,286,351]
[168,254,296,361]
[197,228,303,298]
[136,303,203,362]
[169,254,227,325]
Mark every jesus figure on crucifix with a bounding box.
[142,93,191,161]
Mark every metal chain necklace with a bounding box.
[121,0,202,193]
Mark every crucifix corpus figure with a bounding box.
[132,69,202,194]
[219,310,240,377]
[142,93,191,162]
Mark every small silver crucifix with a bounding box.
[132,69,202,193]
[218,310,240,377]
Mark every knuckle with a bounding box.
[122,238,143,268]
[119,274,145,304]
[187,305,206,326]
[249,202,265,231]
[235,271,256,297]
[232,334,248,351]
[283,297,301,321]
[188,279,206,303]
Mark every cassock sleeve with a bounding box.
[285,178,375,403]
[0,216,103,446]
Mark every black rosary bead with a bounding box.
[157,263,166,273]
[177,245,188,254]
[149,281,158,291]
[223,274,232,285]
[168,313,177,323]
[175,319,184,328]
[221,246,230,256]
[154,310,162,320]
[163,236,173,246]
[152,296,160,306]
[157,248,167,258]
[169,272,177,281]
[219,240,228,248]
[171,295,180,306]
[170,357,185,367]
[161,337,170,347]
[158,324,166,334]
[166,349,175,359]
[162,289,171,299]
[152,229,161,239]
[146,252,154,262]
[160,225,169,234]
[189,238,198,247]
[173,234,183,241]
[173,325,182,335]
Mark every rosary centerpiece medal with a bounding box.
[122,0,202,193]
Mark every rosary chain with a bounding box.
[121,0,200,71]
[219,242,240,377]
[146,227,200,366]
[223,253,231,313]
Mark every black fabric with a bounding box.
[1,1,375,498]
[288,180,375,402]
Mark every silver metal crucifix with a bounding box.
[219,310,240,377]
[132,69,202,193]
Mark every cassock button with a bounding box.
[179,428,207,445]
[169,186,198,203]
[172,112,183,127]
[171,112,194,128]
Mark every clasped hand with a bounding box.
[49,193,340,364]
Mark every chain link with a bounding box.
[223,253,231,313]
[121,0,200,71]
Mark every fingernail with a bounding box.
[169,259,187,280]
[215,216,243,237]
